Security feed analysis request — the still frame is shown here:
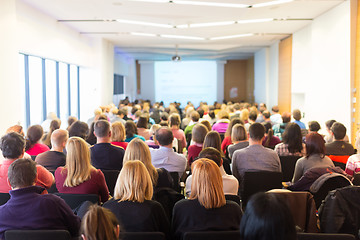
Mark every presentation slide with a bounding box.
[154,61,217,107]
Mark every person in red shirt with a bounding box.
[25,125,50,156]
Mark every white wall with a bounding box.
[138,61,155,101]
[291,1,351,135]
[0,0,22,134]
[254,48,269,104]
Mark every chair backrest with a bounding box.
[332,161,346,170]
[225,194,241,206]
[152,187,184,220]
[53,193,99,209]
[297,232,355,240]
[121,232,166,240]
[183,231,241,240]
[0,193,10,206]
[48,170,58,193]
[101,169,120,196]
[169,172,181,193]
[241,171,282,207]
[310,174,352,209]
[328,155,350,170]
[5,230,71,240]
[279,155,301,182]
[353,173,360,185]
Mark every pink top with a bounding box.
[111,141,128,150]
[172,129,187,148]
[0,159,54,193]
[212,122,229,134]
[137,128,151,140]
[55,167,109,203]
[26,143,50,156]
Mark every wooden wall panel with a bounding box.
[351,0,359,144]
[224,60,247,102]
[278,36,293,113]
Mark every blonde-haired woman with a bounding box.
[103,161,169,236]
[55,137,109,203]
[111,121,128,150]
[124,138,172,189]
[81,205,120,240]
[172,158,242,240]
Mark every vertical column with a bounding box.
[278,36,293,113]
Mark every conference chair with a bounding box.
[48,170,58,194]
[169,172,181,193]
[183,231,241,240]
[153,187,184,220]
[310,173,352,209]
[297,232,355,240]
[225,194,241,206]
[121,232,166,240]
[53,193,99,209]
[352,172,360,185]
[101,169,120,196]
[5,230,71,240]
[279,155,301,182]
[0,193,10,206]
[241,171,283,207]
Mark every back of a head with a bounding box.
[155,127,173,146]
[271,106,279,113]
[114,160,153,202]
[169,113,181,127]
[124,138,152,166]
[249,123,265,141]
[125,120,137,138]
[308,121,321,132]
[8,158,37,189]
[26,125,43,146]
[249,111,258,122]
[225,118,243,137]
[282,123,303,153]
[198,147,222,167]
[292,109,302,121]
[203,131,222,153]
[331,122,346,140]
[6,125,24,136]
[0,132,25,159]
[191,111,200,122]
[200,120,212,132]
[262,122,272,134]
[82,205,119,240]
[190,158,225,209]
[325,119,336,130]
[240,192,296,240]
[197,109,204,118]
[305,132,325,158]
[231,124,247,142]
[281,112,291,123]
[51,129,69,148]
[136,116,148,129]
[94,120,110,138]
[217,110,229,120]
[192,124,209,144]
[50,119,61,131]
[111,122,126,142]
[262,111,270,119]
[68,121,89,140]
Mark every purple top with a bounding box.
[0,186,80,238]
[212,122,229,134]
[55,167,109,203]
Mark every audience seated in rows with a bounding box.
[90,120,125,171]
[292,133,335,183]
[150,127,187,177]
[272,112,291,140]
[187,124,208,166]
[42,119,61,149]
[324,119,350,143]
[275,123,305,156]
[227,124,249,159]
[35,129,67,171]
[232,123,281,190]
[124,138,173,189]
[103,161,170,237]
[81,204,120,240]
[55,137,109,203]
[0,132,53,193]
[0,159,80,238]
[185,147,238,196]
[110,121,128,150]
[172,158,242,240]
[25,125,50,156]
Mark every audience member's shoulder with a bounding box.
[110,143,125,151]
[225,200,242,210]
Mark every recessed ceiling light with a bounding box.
[172,0,249,8]
[236,18,274,24]
[177,21,236,28]
[210,33,254,40]
[130,32,157,37]
[160,34,205,40]
[116,19,173,28]
[252,0,293,8]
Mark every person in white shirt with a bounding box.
[150,127,187,176]
[186,147,238,197]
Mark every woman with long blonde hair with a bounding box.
[103,161,169,236]
[55,137,109,203]
[123,138,172,189]
[172,158,242,240]
[111,121,128,150]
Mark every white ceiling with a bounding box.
[21,0,345,60]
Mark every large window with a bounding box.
[20,53,80,128]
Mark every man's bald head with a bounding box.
[51,129,69,149]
